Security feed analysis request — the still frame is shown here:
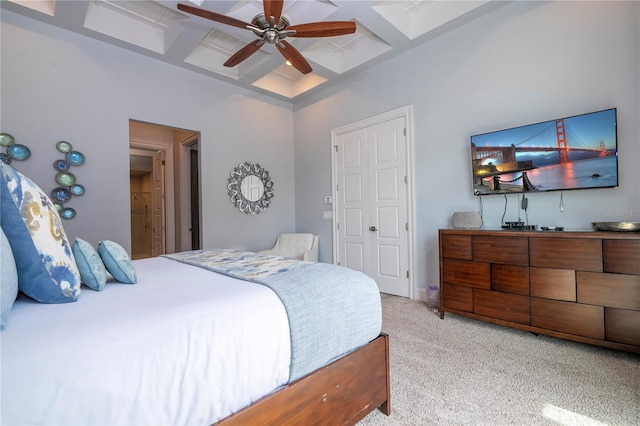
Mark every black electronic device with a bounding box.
[503,221,525,228]
[501,222,537,231]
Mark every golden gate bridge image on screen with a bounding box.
[472,111,616,195]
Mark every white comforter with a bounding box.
[1,256,291,425]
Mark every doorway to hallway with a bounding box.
[129,120,201,259]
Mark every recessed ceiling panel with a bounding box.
[7,0,55,16]
[184,28,270,79]
[84,0,186,54]
[252,64,327,98]
[279,0,338,25]
[302,21,392,74]
[373,0,491,40]
[226,0,338,26]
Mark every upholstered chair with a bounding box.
[259,233,319,262]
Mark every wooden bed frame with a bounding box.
[215,333,391,425]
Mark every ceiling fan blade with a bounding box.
[224,40,265,67]
[287,21,356,38]
[177,3,252,30]
[277,40,312,75]
[263,0,284,26]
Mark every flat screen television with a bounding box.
[471,108,618,196]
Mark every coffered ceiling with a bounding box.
[2,0,508,102]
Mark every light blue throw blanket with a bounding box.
[164,250,382,382]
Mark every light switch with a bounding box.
[323,211,333,219]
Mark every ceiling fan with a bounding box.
[177,0,356,74]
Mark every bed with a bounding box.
[0,161,390,425]
[1,250,391,425]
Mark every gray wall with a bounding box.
[2,2,638,300]
[293,1,640,296]
[1,10,296,252]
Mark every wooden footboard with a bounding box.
[215,333,391,426]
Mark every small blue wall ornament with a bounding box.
[0,132,31,164]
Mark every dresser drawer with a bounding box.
[605,308,640,346]
[530,238,602,271]
[491,264,529,295]
[531,297,604,339]
[442,259,490,288]
[474,289,530,324]
[603,239,640,275]
[441,234,472,260]
[443,283,473,312]
[577,271,640,310]
[473,236,529,266]
[530,267,576,302]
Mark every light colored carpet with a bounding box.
[359,294,639,425]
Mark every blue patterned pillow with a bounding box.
[1,228,19,330]
[0,162,81,303]
[73,238,107,291]
[97,240,137,284]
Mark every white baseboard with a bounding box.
[415,287,427,302]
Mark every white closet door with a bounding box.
[335,116,410,297]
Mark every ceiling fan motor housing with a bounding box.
[251,15,291,44]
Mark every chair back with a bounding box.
[260,233,318,261]
[276,233,316,258]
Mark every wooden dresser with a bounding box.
[439,229,640,353]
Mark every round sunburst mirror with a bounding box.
[227,162,274,215]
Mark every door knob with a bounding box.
[369,226,378,231]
